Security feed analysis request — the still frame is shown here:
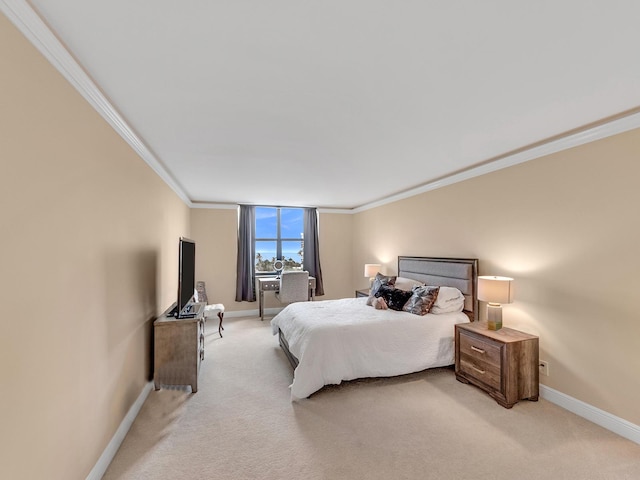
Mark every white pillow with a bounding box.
[430,286,465,314]
[394,276,424,292]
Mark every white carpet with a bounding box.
[103,316,640,479]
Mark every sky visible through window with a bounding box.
[256,207,304,270]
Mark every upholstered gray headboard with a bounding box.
[397,256,478,321]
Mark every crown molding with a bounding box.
[183,106,640,214]
[4,0,639,214]
[317,208,353,214]
[190,202,239,210]
[1,0,193,207]
[352,109,640,214]
[190,202,354,214]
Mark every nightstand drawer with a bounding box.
[458,331,503,390]
[458,332,502,367]
[459,358,501,390]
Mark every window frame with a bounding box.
[254,206,304,276]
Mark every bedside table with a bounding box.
[455,322,539,408]
[355,289,370,298]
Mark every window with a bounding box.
[255,207,304,274]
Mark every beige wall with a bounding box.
[3,8,639,477]
[189,209,354,312]
[318,211,354,299]
[190,208,239,309]
[0,15,190,480]
[352,128,640,426]
[191,134,640,430]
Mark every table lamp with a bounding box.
[477,276,514,330]
[364,264,381,286]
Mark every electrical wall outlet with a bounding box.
[539,360,549,376]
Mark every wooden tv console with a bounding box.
[153,302,205,393]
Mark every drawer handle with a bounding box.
[471,345,486,354]
[469,364,485,374]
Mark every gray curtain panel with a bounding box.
[235,205,256,302]
[303,207,325,296]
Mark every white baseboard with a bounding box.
[540,385,640,445]
[86,381,153,480]
[222,307,284,319]
[223,309,258,318]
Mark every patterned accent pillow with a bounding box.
[376,285,413,311]
[403,286,441,316]
[366,273,397,306]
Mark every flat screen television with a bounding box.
[177,237,196,318]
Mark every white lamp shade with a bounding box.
[478,276,514,304]
[364,263,381,278]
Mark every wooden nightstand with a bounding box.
[355,289,370,298]
[455,322,539,408]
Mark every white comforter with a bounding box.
[271,297,469,399]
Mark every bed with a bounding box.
[271,256,478,399]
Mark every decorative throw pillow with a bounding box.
[366,273,397,306]
[376,285,413,311]
[403,286,441,316]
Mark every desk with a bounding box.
[258,276,316,321]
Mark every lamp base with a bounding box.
[487,303,503,330]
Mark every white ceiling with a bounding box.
[16,1,640,209]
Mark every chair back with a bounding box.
[195,281,208,304]
[278,271,310,304]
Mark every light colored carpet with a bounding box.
[103,316,640,480]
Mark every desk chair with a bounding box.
[195,281,224,337]
[204,304,225,337]
[275,271,310,305]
